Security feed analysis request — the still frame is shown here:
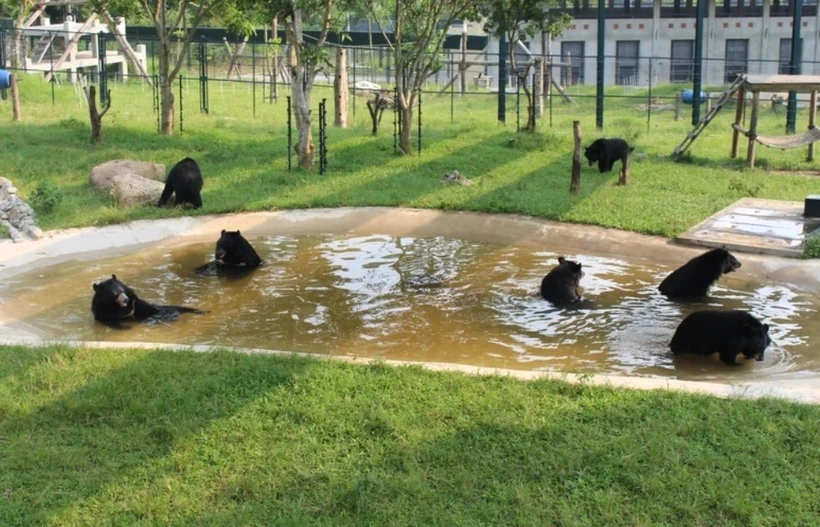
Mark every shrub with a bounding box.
[29,180,63,214]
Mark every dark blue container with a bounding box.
[681,89,707,105]
[0,70,10,90]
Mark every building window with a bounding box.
[561,41,585,85]
[724,39,748,83]
[779,38,803,74]
[616,40,640,85]
[670,40,694,82]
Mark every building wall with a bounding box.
[486,0,820,88]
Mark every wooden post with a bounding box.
[746,90,760,168]
[731,85,745,159]
[674,92,681,121]
[334,46,348,128]
[619,150,630,185]
[570,120,582,194]
[705,95,712,114]
[10,74,21,122]
[566,52,573,86]
[809,90,817,161]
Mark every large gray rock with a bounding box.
[90,159,166,192]
[109,173,166,207]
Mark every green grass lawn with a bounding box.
[1,344,819,527]
[1,74,818,239]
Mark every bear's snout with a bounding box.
[115,292,129,308]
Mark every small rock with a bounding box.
[442,170,473,186]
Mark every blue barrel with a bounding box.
[0,70,10,90]
[681,89,707,105]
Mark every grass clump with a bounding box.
[28,180,64,215]
[1,345,819,526]
[804,231,820,258]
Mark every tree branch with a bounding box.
[169,1,211,80]
[99,89,112,118]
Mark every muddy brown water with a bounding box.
[1,233,817,383]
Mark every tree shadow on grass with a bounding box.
[0,347,313,526]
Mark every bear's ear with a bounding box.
[93,282,99,291]
[112,274,117,280]
[558,256,566,264]
[577,263,583,270]
[763,323,769,333]
[221,229,226,234]
[236,230,241,235]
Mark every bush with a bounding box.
[29,180,63,214]
[804,232,820,259]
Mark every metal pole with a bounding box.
[498,36,507,123]
[647,57,653,132]
[450,73,454,122]
[596,0,605,129]
[98,33,107,105]
[516,78,521,132]
[417,89,422,155]
[787,0,804,134]
[199,36,208,114]
[692,0,707,125]
[49,31,56,105]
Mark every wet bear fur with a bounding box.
[158,157,204,209]
[658,247,741,299]
[196,230,263,276]
[669,310,771,365]
[540,257,584,305]
[584,138,635,173]
[91,274,206,329]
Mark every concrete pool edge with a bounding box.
[1,207,818,404]
[3,337,819,405]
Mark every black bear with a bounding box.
[195,230,263,276]
[540,256,584,305]
[658,247,741,299]
[158,157,203,209]
[669,310,771,365]
[584,138,635,173]
[91,274,206,329]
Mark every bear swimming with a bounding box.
[658,247,741,299]
[669,310,771,365]
[195,230,263,276]
[584,138,635,173]
[540,256,584,305]
[91,274,206,329]
[158,157,203,209]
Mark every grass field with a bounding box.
[1,344,819,527]
[1,73,818,239]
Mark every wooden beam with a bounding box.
[746,91,760,168]
[99,10,153,87]
[23,4,47,27]
[44,14,98,83]
[731,85,745,159]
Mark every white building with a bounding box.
[486,0,820,87]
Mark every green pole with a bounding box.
[596,0,605,129]
[786,0,803,134]
[692,0,706,125]
[499,36,507,123]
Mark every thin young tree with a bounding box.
[478,0,571,131]
[361,0,478,154]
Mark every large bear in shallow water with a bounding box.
[540,257,584,306]
[670,310,771,365]
[584,138,634,173]
[658,247,741,299]
[91,275,206,329]
[195,230,263,276]
[158,157,203,209]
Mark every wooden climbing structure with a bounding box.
[731,74,820,168]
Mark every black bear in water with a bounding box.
[584,138,635,173]
[540,257,584,306]
[91,275,206,329]
[658,247,741,299]
[158,157,203,209]
[670,310,771,365]
[195,230,263,276]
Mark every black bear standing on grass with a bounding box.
[91,275,206,329]
[658,247,742,299]
[670,310,771,365]
[584,138,635,173]
[195,230,264,276]
[158,157,203,209]
[540,257,585,305]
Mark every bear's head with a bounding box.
[717,247,742,274]
[557,256,585,280]
[92,275,135,317]
[583,146,599,166]
[741,320,771,362]
[215,229,249,266]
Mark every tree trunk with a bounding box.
[158,37,175,135]
[399,104,413,154]
[521,79,535,132]
[10,74,21,121]
[292,65,315,169]
[570,120,582,194]
[84,84,111,143]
